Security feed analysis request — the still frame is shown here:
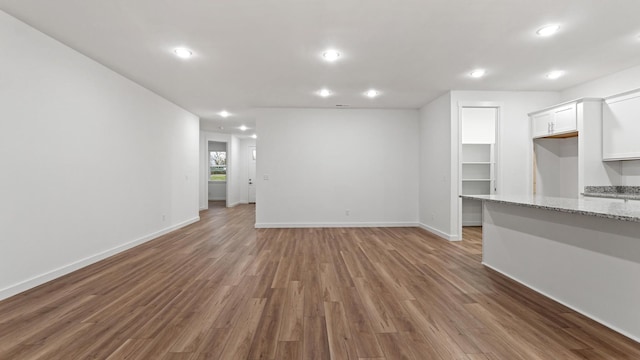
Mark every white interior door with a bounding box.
[248,146,256,203]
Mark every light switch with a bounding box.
[263,175,269,180]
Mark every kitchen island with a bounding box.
[461,194,640,343]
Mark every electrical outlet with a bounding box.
[345,209,350,216]
[162,214,166,221]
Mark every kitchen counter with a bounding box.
[582,192,640,200]
[582,185,640,200]
[460,194,640,222]
[468,193,640,342]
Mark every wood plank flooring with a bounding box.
[1,202,640,359]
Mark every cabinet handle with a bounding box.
[551,122,554,132]
[548,122,551,133]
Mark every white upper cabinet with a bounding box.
[603,89,640,161]
[552,103,577,134]
[530,102,577,138]
[531,111,553,138]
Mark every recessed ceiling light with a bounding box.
[365,89,380,98]
[469,69,486,78]
[239,125,248,131]
[546,70,565,80]
[322,50,341,62]
[219,110,231,118]
[251,134,257,139]
[536,24,560,37]
[173,47,193,58]
[318,89,332,97]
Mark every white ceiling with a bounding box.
[2,0,640,135]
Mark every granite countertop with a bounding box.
[582,192,640,200]
[582,186,640,200]
[460,194,640,223]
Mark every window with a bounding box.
[209,151,227,181]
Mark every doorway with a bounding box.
[458,104,500,237]
[248,146,256,203]
[208,141,228,206]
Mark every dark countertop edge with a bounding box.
[460,195,640,223]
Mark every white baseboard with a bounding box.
[0,216,200,301]
[482,262,640,344]
[462,220,482,226]
[418,222,460,241]
[226,201,242,208]
[254,221,418,229]
[208,197,227,201]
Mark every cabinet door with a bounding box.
[603,91,640,160]
[552,103,577,134]
[531,111,552,138]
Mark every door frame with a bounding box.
[205,140,229,207]
[201,133,231,210]
[248,145,256,204]
[457,101,502,240]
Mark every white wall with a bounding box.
[418,92,454,239]
[560,63,640,102]
[208,183,227,201]
[208,141,227,152]
[561,64,640,186]
[0,11,200,300]
[255,108,419,227]
[534,137,579,198]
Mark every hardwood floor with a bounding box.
[1,205,639,359]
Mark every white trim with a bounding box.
[255,222,418,229]
[418,222,459,241]
[199,206,208,211]
[208,197,227,201]
[482,262,640,344]
[604,87,640,102]
[0,216,200,301]
[226,201,242,208]
[527,97,602,116]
